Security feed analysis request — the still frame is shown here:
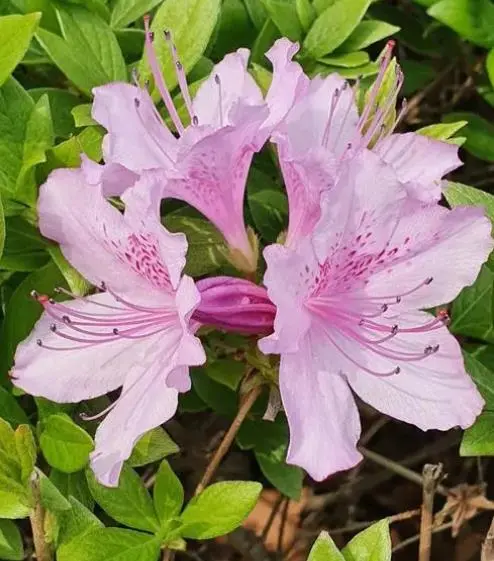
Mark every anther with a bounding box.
[134,98,141,108]
[48,298,55,305]
[176,61,182,71]
[100,282,107,291]
[425,277,433,285]
[192,115,199,126]
[112,328,119,335]
[148,31,155,42]
[381,304,388,312]
[391,324,398,334]
[62,315,71,324]
[50,324,57,332]
[30,290,39,300]
[396,296,401,303]
[36,339,42,346]
[164,29,171,41]
[214,74,221,85]
[393,366,400,374]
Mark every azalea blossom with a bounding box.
[11,169,205,486]
[92,21,302,272]
[271,41,462,246]
[259,150,492,481]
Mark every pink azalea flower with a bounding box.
[271,41,462,246]
[259,150,492,481]
[92,21,303,272]
[11,169,205,486]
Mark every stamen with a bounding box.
[215,74,224,127]
[143,15,184,134]
[322,88,340,148]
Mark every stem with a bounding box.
[482,517,494,561]
[195,385,262,495]
[418,464,443,561]
[29,472,53,561]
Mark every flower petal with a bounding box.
[280,333,362,481]
[12,293,161,403]
[192,49,263,128]
[344,311,484,430]
[374,133,462,203]
[92,82,178,173]
[80,155,138,197]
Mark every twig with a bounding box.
[260,495,284,543]
[359,448,448,497]
[194,384,262,495]
[29,472,53,561]
[162,550,174,561]
[277,498,290,555]
[392,522,453,553]
[323,508,421,536]
[419,464,443,561]
[482,517,494,561]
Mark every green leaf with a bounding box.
[180,481,262,539]
[318,51,370,68]
[153,460,184,525]
[256,452,303,500]
[128,428,179,468]
[311,61,378,79]
[29,88,80,139]
[72,104,96,128]
[308,531,345,561]
[417,121,467,142]
[110,0,162,29]
[36,6,126,96]
[0,519,24,561]
[48,246,91,297]
[44,126,104,172]
[190,368,237,417]
[58,496,102,547]
[40,414,94,473]
[263,0,303,41]
[463,349,494,408]
[342,520,391,561]
[0,261,67,378]
[87,465,160,532]
[443,113,494,161]
[0,216,48,272]
[336,20,399,52]
[164,214,227,276]
[460,412,494,456]
[139,0,221,98]
[0,13,41,86]
[251,18,281,64]
[204,359,245,391]
[487,48,494,91]
[14,425,36,484]
[38,470,72,512]
[243,0,268,29]
[428,0,494,48]
[0,388,28,427]
[446,181,494,224]
[57,527,161,561]
[302,0,371,58]
[296,0,315,31]
[50,469,94,510]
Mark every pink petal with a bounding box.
[344,311,484,430]
[90,362,179,486]
[38,168,187,302]
[92,82,178,173]
[12,293,159,402]
[363,204,493,310]
[192,49,264,128]
[279,334,362,481]
[374,133,462,203]
[81,155,138,197]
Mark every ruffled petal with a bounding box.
[92,82,178,172]
[80,155,138,197]
[279,332,362,481]
[374,133,462,203]
[343,311,484,430]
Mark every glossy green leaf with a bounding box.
[443,113,494,161]
[311,61,378,79]
[191,368,237,417]
[58,496,102,547]
[446,181,494,224]
[417,121,467,142]
[210,0,257,58]
[38,470,72,512]
[463,349,494,408]
[29,88,80,139]
[0,388,29,427]
[0,194,4,261]
[14,425,36,484]
[44,126,104,173]
[337,20,399,52]
[461,412,494,456]
[110,0,162,29]
[256,452,303,500]
[0,519,24,560]
[302,0,371,58]
[0,216,48,272]
[308,531,345,561]
[0,13,41,86]
[318,51,369,68]
[57,527,161,561]
[153,460,184,525]
[264,0,303,41]
[71,104,96,127]
[243,0,267,29]
[342,520,391,561]
[50,469,94,510]
[128,428,179,468]
[296,0,315,31]
[48,246,91,297]
[87,465,160,532]
[36,6,126,95]
[40,414,94,473]
[180,481,262,539]
[428,0,494,48]
[204,359,245,391]
[164,214,227,276]
[139,0,221,98]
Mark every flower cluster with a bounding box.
[12,29,493,486]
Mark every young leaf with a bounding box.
[40,414,94,473]
[243,0,268,30]
[263,0,303,41]
[461,412,494,456]
[57,527,161,561]
[128,428,179,468]
[29,88,80,139]
[87,465,160,532]
[417,121,467,142]
[342,520,391,561]
[0,13,41,86]
[153,460,184,525]
[58,496,102,547]
[446,182,494,224]
[36,5,126,96]
[139,0,221,98]
[180,481,262,539]
[318,51,370,68]
[307,531,345,561]
[14,425,36,484]
[110,0,162,29]
[302,0,371,58]
[296,0,316,32]
[0,519,24,561]
[336,20,400,52]
[442,112,494,161]
[256,451,303,501]
[50,469,94,510]
[38,470,72,512]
